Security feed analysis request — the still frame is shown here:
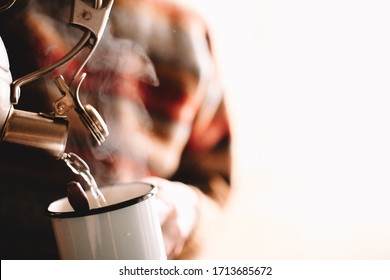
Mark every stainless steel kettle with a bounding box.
[0,0,113,158]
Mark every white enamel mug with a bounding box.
[47,182,166,260]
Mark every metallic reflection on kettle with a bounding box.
[1,37,69,158]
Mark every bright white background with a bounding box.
[175,0,390,259]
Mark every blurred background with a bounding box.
[175,0,390,259]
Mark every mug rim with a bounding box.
[46,181,157,219]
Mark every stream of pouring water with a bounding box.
[62,152,119,258]
[62,152,107,207]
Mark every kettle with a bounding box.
[0,0,113,158]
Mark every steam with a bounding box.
[24,0,160,185]
[89,30,159,87]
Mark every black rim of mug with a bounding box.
[46,182,157,218]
